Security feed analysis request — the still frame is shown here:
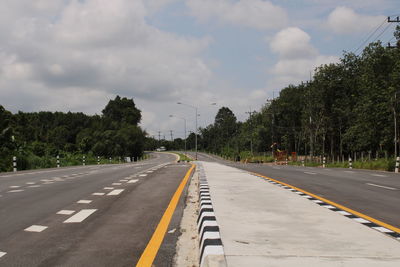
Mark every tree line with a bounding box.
[0,96,145,171]
[159,32,400,161]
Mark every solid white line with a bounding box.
[7,189,24,193]
[0,251,7,258]
[366,183,397,190]
[128,179,139,183]
[64,209,97,223]
[107,189,124,196]
[92,192,105,196]
[24,225,48,232]
[77,200,92,204]
[57,210,75,215]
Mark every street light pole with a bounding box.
[177,102,198,160]
[170,115,187,157]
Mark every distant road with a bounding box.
[0,152,191,266]
[191,152,400,229]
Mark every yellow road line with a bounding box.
[136,164,196,267]
[251,171,400,234]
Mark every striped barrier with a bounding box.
[197,164,226,267]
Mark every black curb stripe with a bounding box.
[199,208,214,219]
[197,215,216,226]
[199,226,220,245]
[200,239,223,263]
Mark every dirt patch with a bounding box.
[174,170,199,267]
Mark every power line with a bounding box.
[356,23,395,56]
[353,18,387,54]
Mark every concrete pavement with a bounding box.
[199,161,400,266]
[191,152,400,229]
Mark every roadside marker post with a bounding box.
[109,157,112,163]
[349,157,353,169]
[323,156,326,168]
[285,157,288,166]
[97,156,100,165]
[83,155,86,166]
[13,156,17,172]
[395,157,399,173]
[302,159,305,167]
[57,155,60,168]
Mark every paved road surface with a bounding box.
[0,152,191,266]
[190,152,400,229]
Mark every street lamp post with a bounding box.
[177,102,198,160]
[170,115,187,157]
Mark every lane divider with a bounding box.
[197,163,226,267]
[250,171,400,241]
[136,164,195,267]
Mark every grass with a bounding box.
[173,152,192,162]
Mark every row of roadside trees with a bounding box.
[152,31,400,170]
[0,96,146,172]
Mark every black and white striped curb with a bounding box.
[251,173,400,242]
[197,163,225,266]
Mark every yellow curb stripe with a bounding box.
[251,171,400,234]
[136,164,196,267]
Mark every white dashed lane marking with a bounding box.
[112,183,122,185]
[57,210,75,215]
[0,251,6,258]
[92,192,105,196]
[77,200,92,204]
[370,174,387,177]
[104,187,114,190]
[128,179,139,183]
[366,183,397,190]
[26,182,35,185]
[9,186,20,188]
[28,185,40,188]
[139,174,147,177]
[107,189,124,196]
[64,209,97,223]
[24,225,48,232]
[7,190,24,193]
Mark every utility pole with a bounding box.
[158,131,161,142]
[387,16,400,48]
[170,130,173,141]
[246,108,257,155]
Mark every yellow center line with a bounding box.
[136,164,196,267]
[251,171,400,234]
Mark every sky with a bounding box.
[0,0,398,139]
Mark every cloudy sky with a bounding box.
[0,0,398,138]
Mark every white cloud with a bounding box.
[186,0,288,30]
[327,6,386,34]
[0,0,212,121]
[269,27,339,86]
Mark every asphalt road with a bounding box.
[190,152,400,229]
[0,152,191,266]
